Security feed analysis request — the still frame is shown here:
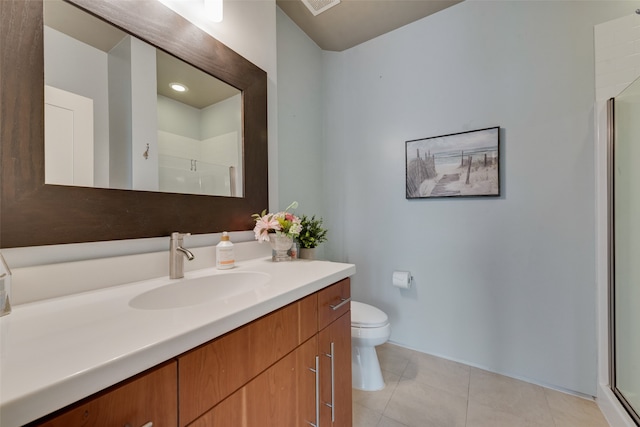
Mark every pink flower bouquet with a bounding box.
[252,201,302,242]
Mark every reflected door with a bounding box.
[45,85,94,186]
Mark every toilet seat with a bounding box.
[351,301,389,328]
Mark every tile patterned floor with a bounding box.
[353,343,610,427]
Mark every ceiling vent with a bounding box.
[301,0,340,16]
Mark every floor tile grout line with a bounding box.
[378,379,404,427]
[379,350,412,427]
[542,388,559,427]
[380,367,400,416]
[464,366,472,427]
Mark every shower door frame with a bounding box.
[608,97,640,426]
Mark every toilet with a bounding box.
[351,301,391,391]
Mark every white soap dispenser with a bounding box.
[216,232,235,269]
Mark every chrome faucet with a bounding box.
[169,232,194,279]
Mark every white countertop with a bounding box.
[0,257,355,427]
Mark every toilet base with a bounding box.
[352,345,385,391]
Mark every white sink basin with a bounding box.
[129,271,271,310]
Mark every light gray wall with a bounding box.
[316,0,633,396]
[201,94,242,140]
[130,37,159,191]
[44,26,110,188]
[276,9,326,219]
[157,95,201,140]
[157,94,242,141]
[108,37,133,190]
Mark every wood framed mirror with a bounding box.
[0,0,268,248]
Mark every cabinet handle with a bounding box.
[329,297,351,311]
[307,356,320,427]
[124,423,152,427]
[323,342,336,422]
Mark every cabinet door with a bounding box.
[179,293,317,426]
[34,362,177,427]
[319,312,352,427]
[189,336,318,427]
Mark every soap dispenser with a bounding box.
[216,232,235,269]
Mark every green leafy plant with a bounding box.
[297,215,328,249]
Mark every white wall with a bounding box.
[320,0,633,396]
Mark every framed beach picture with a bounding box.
[406,127,500,199]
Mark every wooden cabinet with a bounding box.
[318,278,352,427]
[30,278,352,427]
[183,278,352,427]
[319,313,352,427]
[178,293,318,426]
[32,362,177,427]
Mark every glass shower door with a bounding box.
[610,76,640,424]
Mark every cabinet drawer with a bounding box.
[32,362,177,427]
[178,293,317,426]
[317,278,350,330]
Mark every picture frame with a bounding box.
[405,127,500,199]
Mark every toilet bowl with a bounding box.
[351,301,391,391]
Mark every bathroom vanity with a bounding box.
[0,258,355,427]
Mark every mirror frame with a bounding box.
[0,0,268,248]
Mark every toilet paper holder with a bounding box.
[392,271,412,289]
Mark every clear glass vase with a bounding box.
[269,234,293,262]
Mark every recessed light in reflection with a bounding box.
[170,82,188,92]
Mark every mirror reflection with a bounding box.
[43,0,243,197]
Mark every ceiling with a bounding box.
[45,0,463,99]
[44,0,239,109]
[276,0,463,52]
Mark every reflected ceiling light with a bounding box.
[170,82,189,92]
[204,0,223,23]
